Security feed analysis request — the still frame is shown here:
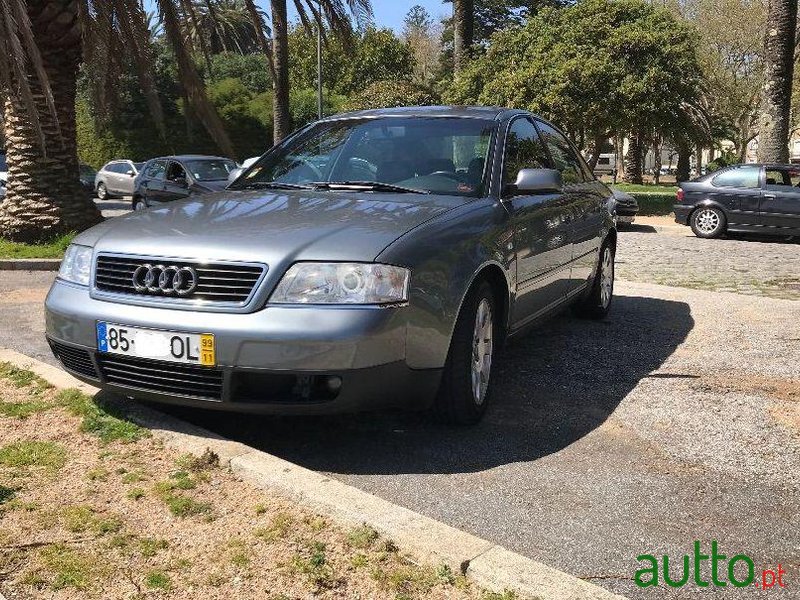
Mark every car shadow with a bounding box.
[618,223,658,233]
[157,294,693,476]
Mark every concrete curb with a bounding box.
[0,258,60,271]
[0,347,628,600]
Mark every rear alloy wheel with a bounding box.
[96,182,108,201]
[435,281,496,425]
[132,197,147,211]
[573,241,615,320]
[690,207,726,238]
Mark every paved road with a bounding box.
[617,222,800,300]
[3,231,799,599]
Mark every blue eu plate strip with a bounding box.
[96,322,108,352]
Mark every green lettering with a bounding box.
[694,541,710,587]
[663,554,690,587]
[635,555,658,588]
[728,555,754,587]
[711,540,727,586]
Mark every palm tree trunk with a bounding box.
[0,0,101,243]
[453,0,474,74]
[623,131,644,184]
[676,141,691,183]
[271,0,291,143]
[756,0,798,163]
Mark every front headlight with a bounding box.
[58,244,93,286]
[270,263,410,305]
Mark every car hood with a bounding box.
[76,189,466,264]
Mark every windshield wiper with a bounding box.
[311,181,431,195]
[238,181,315,190]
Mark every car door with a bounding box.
[502,117,574,328]
[535,120,603,292]
[707,165,762,226]
[108,163,127,194]
[761,166,800,233]
[162,161,193,203]
[118,161,137,195]
[141,160,167,202]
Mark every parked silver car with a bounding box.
[95,160,144,200]
[45,106,617,424]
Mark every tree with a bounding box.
[756,0,798,162]
[448,0,704,184]
[403,6,442,85]
[453,0,474,73]
[685,0,766,161]
[184,0,268,55]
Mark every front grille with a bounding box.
[94,255,265,304]
[96,354,224,400]
[49,341,99,379]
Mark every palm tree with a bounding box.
[268,0,373,143]
[756,0,797,162]
[453,0,474,74]
[0,0,372,241]
[184,0,268,55]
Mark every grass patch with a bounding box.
[0,232,74,259]
[36,544,95,590]
[0,362,53,394]
[145,570,171,590]
[290,541,336,589]
[57,389,147,444]
[0,484,16,504]
[613,182,677,193]
[254,511,294,542]
[126,487,145,501]
[153,478,212,518]
[175,449,219,472]
[346,524,379,549]
[139,537,169,558]
[0,399,50,419]
[0,440,67,472]
[61,505,122,536]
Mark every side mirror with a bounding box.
[505,168,563,197]
[126,170,135,176]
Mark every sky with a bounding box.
[143,1,452,33]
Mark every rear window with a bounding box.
[711,167,759,189]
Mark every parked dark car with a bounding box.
[131,155,237,211]
[675,163,800,238]
[79,163,97,199]
[609,188,639,225]
[95,159,145,200]
[45,106,617,425]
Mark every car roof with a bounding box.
[322,105,526,122]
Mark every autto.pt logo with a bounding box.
[635,541,787,590]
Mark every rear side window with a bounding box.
[711,167,759,188]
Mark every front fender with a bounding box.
[377,199,513,370]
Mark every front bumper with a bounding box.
[45,279,441,414]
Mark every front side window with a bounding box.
[185,159,237,182]
[502,118,549,188]
[235,117,497,197]
[711,166,759,189]
[535,121,587,185]
[145,160,167,180]
[166,161,187,182]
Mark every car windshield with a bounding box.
[234,117,497,197]
[185,159,237,181]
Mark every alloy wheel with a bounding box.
[600,246,614,308]
[695,208,720,235]
[471,298,493,406]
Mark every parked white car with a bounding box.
[95,159,145,200]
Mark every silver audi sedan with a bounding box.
[45,106,617,424]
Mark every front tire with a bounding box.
[96,182,109,200]
[690,206,726,238]
[434,281,497,425]
[132,197,147,211]
[574,241,615,320]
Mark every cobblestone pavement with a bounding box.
[616,223,800,300]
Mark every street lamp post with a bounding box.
[317,19,323,119]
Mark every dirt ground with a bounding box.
[0,368,500,600]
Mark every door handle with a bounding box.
[763,194,776,200]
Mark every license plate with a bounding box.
[617,216,635,223]
[96,322,215,367]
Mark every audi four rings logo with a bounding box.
[132,264,199,296]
